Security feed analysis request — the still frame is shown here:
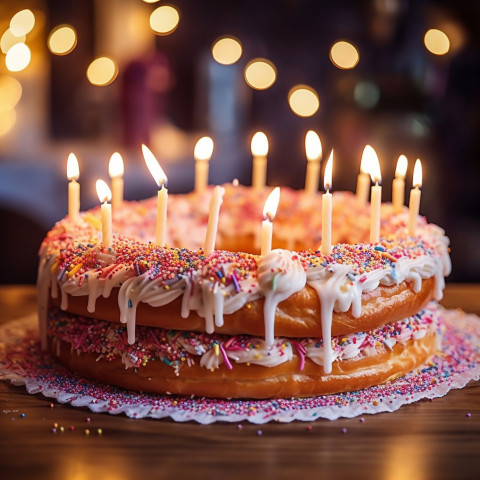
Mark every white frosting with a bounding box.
[257,249,307,346]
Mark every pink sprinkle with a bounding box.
[219,343,233,370]
[307,425,313,431]
[257,430,263,436]
[342,428,348,434]
[86,417,91,423]
[359,276,367,283]
[237,424,243,430]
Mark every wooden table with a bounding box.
[1,284,479,479]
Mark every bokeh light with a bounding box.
[244,59,277,90]
[5,43,31,72]
[48,25,77,55]
[330,41,360,69]
[212,36,243,65]
[288,85,320,117]
[86,57,118,86]
[0,29,26,54]
[424,29,450,56]
[354,81,380,109]
[150,5,180,36]
[9,9,35,36]
[0,76,22,111]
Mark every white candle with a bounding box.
[356,146,372,206]
[304,130,322,196]
[108,152,124,211]
[142,144,168,246]
[204,185,225,255]
[365,147,382,243]
[67,153,80,220]
[194,136,214,194]
[392,154,408,213]
[321,150,333,255]
[96,179,112,248]
[251,132,269,192]
[408,159,422,236]
[261,187,280,256]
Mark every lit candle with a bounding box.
[96,179,112,248]
[408,159,422,236]
[365,147,382,243]
[108,152,124,211]
[261,187,280,256]
[204,185,225,255]
[392,154,408,213]
[194,136,214,194]
[251,131,269,192]
[321,150,333,255]
[142,144,168,246]
[304,130,323,196]
[67,153,80,220]
[356,146,371,206]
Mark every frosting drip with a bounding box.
[257,249,307,345]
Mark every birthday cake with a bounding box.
[37,182,451,399]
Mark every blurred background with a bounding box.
[0,0,479,283]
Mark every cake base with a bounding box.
[1,308,479,423]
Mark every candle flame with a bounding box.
[305,130,322,161]
[324,150,333,190]
[194,136,214,161]
[96,179,112,204]
[108,152,124,179]
[142,144,167,187]
[395,154,408,179]
[360,146,371,174]
[251,131,269,156]
[413,159,422,188]
[263,186,280,221]
[67,153,79,181]
[363,145,382,184]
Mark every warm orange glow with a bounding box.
[395,155,408,179]
[48,25,77,55]
[424,29,450,56]
[413,159,422,188]
[5,43,31,72]
[263,187,280,221]
[67,153,79,181]
[330,40,359,69]
[305,130,322,161]
[244,59,276,90]
[363,145,382,184]
[142,0,161,3]
[142,145,167,187]
[211,36,242,65]
[96,179,112,204]
[86,57,118,86]
[0,76,22,111]
[251,132,269,156]
[108,152,124,179]
[194,136,214,161]
[150,5,180,36]
[0,109,16,136]
[324,150,333,190]
[0,29,26,54]
[288,85,319,117]
[10,9,35,36]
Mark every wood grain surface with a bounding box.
[1,284,479,480]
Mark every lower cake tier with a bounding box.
[47,303,441,399]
